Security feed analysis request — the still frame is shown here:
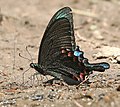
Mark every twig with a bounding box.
[76,76,90,89]
[75,30,87,42]
[13,32,19,70]
[72,8,98,18]
[0,8,3,25]
[73,100,84,107]
[74,26,83,30]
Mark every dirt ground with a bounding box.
[0,0,120,107]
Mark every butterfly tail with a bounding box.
[91,62,110,71]
[83,59,110,72]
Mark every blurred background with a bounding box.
[0,0,120,107]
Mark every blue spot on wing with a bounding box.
[74,51,82,57]
[56,13,67,19]
[99,63,110,69]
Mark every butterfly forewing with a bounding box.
[38,7,76,67]
[45,7,73,35]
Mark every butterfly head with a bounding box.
[30,63,37,68]
[30,63,41,70]
[30,63,46,75]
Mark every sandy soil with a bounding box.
[0,0,120,107]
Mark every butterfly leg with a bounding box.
[43,77,63,85]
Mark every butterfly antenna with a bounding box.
[19,53,32,62]
[19,45,34,62]
[26,45,33,63]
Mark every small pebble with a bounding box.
[31,94,44,101]
[0,99,16,106]
[116,56,120,63]
[93,30,104,40]
[116,85,120,91]
[90,83,96,88]
[104,95,111,102]
[90,25,97,30]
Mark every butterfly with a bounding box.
[30,7,110,85]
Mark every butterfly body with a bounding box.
[30,7,110,85]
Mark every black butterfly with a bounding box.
[30,7,110,85]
